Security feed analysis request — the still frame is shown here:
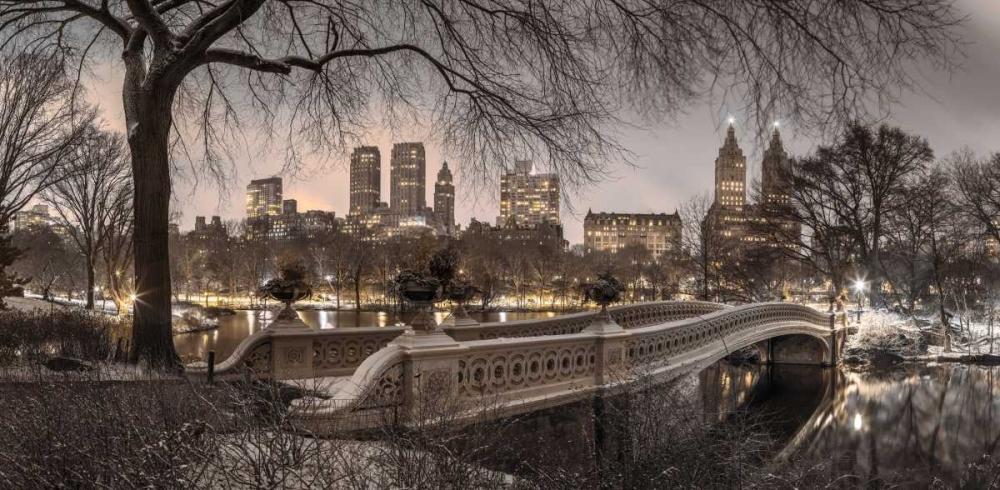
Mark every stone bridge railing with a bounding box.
[442,301,726,341]
[186,301,727,380]
[291,303,847,432]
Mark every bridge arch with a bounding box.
[184,301,848,433]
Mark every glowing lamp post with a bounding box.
[322,274,333,303]
[852,279,867,322]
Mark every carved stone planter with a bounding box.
[442,284,480,327]
[391,276,458,350]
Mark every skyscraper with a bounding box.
[246,177,283,219]
[714,123,747,209]
[349,146,381,216]
[390,142,426,217]
[499,160,560,227]
[434,161,455,235]
[761,126,791,206]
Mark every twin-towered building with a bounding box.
[346,142,455,239]
[242,143,562,243]
[584,122,795,259]
[707,123,794,242]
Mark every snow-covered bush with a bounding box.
[847,312,926,358]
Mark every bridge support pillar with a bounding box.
[585,311,629,385]
[390,326,463,422]
[268,306,315,379]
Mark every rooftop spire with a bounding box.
[721,122,739,154]
[767,126,784,154]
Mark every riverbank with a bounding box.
[839,310,1000,368]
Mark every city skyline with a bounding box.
[71,1,997,246]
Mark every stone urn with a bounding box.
[442,281,480,326]
[396,271,441,332]
[259,266,312,328]
[391,271,460,350]
[582,273,625,333]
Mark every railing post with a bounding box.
[268,312,315,380]
[206,350,215,385]
[585,307,629,386]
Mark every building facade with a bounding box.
[349,146,381,216]
[12,204,56,232]
[499,160,560,227]
[390,142,426,217]
[246,177,283,219]
[705,124,750,240]
[434,161,455,235]
[761,127,792,206]
[465,218,566,250]
[584,210,682,259]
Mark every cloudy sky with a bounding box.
[85,0,1000,245]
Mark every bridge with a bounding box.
[186,301,847,434]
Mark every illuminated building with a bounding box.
[434,161,456,235]
[349,146,381,216]
[499,160,560,227]
[761,126,792,206]
[706,122,749,240]
[246,177,283,219]
[390,142,426,217]
[584,210,682,259]
[466,218,566,250]
[12,204,55,232]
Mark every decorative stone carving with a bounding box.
[285,347,305,365]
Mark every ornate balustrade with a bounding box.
[292,303,847,432]
[186,325,408,380]
[187,301,726,380]
[442,301,726,340]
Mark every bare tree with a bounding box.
[0,0,964,366]
[757,123,932,304]
[43,126,131,309]
[0,54,91,227]
[100,180,134,315]
[11,226,75,300]
[952,151,1000,245]
[680,193,731,301]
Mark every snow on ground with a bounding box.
[0,362,182,382]
[3,296,68,312]
[848,309,1000,359]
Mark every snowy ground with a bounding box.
[850,310,1000,361]
[3,295,69,312]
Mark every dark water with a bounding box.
[490,362,1000,487]
[174,309,561,362]
[702,362,1000,486]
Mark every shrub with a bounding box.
[0,309,129,367]
[847,312,925,358]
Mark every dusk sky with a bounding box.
[84,0,1000,245]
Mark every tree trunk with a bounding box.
[85,254,95,309]
[354,275,361,311]
[126,91,179,369]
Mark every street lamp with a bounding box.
[95,286,106,312]
[852,279,867,322]
[324,275,334,303]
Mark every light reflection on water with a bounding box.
[175,309,564,362]
[702,362,1000,486]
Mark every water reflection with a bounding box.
[174,309,563,362]
[702,362,1000,486]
